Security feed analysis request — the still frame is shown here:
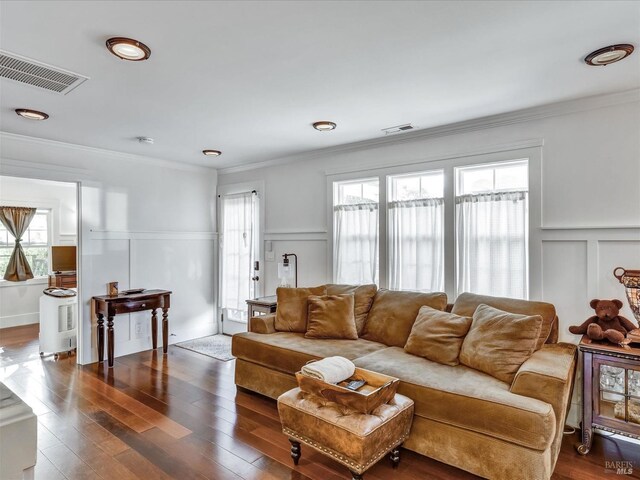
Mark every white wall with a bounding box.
[219,91,640,426]
[0,133,218,365]
[0,176,77,328]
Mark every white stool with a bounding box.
[0,383,37,480]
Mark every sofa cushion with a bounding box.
[275,286,326,332]
[353,347,556,451]
[362,289,447,347]
[404,306,472,366]
[459,304,543,384]
[305,294,358,340]
[231,332,387,375]
[326,284,377,336]
[451,292,556,349]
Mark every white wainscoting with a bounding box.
[540,227,640,426]
[262,229,328,295]
[82,230,217,362]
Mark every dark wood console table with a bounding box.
[93,290,172,368]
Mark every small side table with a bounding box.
[93,289,172,367]
[246,295,277,320]
[576,336,640,454]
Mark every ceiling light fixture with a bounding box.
[585,44,634,66]
[312,121,337,131]
[106,37,151,61]
[202,149,222,156]
[15,108,49,120]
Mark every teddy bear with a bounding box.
[569,299,638,344]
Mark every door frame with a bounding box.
[216,180,265,334]
[0,173,83,362]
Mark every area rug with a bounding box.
[175,334,234,361]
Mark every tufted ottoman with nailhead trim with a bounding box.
[277,387,414,480]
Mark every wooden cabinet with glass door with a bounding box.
[576,336,640,454]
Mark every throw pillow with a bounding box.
[404,306,472,366]
[362,289,448,347]
[451,292,556,349]
[326,284,377,336]
[459,304,543,384]
[305,294,358,340]
[275,286,327,332]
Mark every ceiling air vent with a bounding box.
[381,123,415,135]
[0,50,88,95]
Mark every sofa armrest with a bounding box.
[249,314,276,334]
[510,343,577,462]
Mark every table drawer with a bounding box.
[114,299,161,314]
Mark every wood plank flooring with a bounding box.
[1,323,639,480]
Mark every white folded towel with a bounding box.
[301,356,356,384]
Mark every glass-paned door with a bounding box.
[219,191,261,334]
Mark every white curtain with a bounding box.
[389,198,444,292]
[334,203,378,285]
[220,192,257,322]
[456,191,528,299]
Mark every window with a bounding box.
[455,160,529,299]
[0,209,51,278]
[388,171,444,292]
[333,178,379,284]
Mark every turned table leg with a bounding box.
[107,315,114,368]
[390,445,401,468]
[97,313,105,362]
[289,440,301,465]
[151,309,158,350]
[162,307,169,354]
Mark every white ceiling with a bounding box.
[1,1,638,168]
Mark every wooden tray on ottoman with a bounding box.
[295,366,399,414]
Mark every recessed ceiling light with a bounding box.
[585,44,634,66]
[202,149,222,156]
[106,37,151,61]
[312,121,337,131]
[15,108,49,120]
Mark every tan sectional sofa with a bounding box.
[231,287,577,480]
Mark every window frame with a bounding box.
[0,207,53,281]
[326,146,542,300]
[454,159,530,299]
[332,177,381,285]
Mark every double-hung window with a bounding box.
[333,179,379,285]
[0,209,51,278]
[455,160,529,299]
[388,171,444,292]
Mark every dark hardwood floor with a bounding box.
[1,323,638,480]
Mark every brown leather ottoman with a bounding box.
[277,387,414,480]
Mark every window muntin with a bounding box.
[0,209,51,278]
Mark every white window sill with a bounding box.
[0,277,48,288]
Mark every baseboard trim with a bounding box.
[0,312,39,329]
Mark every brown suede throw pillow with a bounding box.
[305,294,358,340]
[404,306,472,366]
[451,292,556,349]
[459,304,543,384]
[275,286,327,332]
[326,284,377,336]
[362,289,448,347]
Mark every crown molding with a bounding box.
[219,88,639,176]
[0,131,217,174]
[323,138,543,176]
